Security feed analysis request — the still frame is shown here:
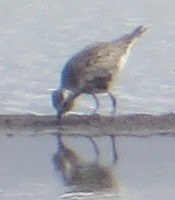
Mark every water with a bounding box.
[0,0,174,115]
[0,135,175,200]
[0,1,175,199]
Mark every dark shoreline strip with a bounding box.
[0,113,175,137]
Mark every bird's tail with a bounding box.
[113,25,147,46]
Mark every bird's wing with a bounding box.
[61,42,118,89]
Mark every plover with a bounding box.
[52,26,147,164]
[52,25,147,118]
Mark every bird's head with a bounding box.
[52,89,74,119]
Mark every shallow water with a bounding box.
[0,135,175,200]
[0,0,174,116]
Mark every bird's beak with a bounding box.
[56,109,62,124]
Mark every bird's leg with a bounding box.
[107,92,117,117]
[87,136,100,162]
[91,94,100,114]
[109,134,118,164]
[106,92,118,164]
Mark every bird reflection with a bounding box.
[53,134,118,192]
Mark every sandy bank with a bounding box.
[0,113,174,137]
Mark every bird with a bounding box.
[52,25,147,118]
[52,26,147,164]
[53,134,116,192]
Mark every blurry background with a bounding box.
[0,1,175,200]
[0,0,174,116]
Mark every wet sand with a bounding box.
[0,113,174,137]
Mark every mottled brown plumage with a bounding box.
[52,25,147,118]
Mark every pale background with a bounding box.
[0,1,175,200]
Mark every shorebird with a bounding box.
[52,25,147,164]
[52,25,147,118]
[53,134,116,192]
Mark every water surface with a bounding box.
[0,1,174,200]
[0,135,175,200]
[0,0,174,115]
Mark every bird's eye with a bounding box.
[62,89,71,101]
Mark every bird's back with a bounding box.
[61,26,147,93]
[61,42,118,90]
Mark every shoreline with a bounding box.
[0,113,175,137]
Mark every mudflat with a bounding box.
[0,113,174,137]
